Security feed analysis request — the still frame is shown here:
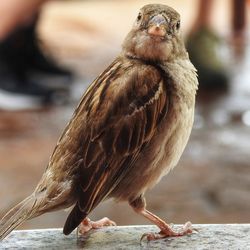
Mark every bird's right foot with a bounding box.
[140,221,194,241]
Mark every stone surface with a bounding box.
[1,224,250,249]
[1,0,250,233]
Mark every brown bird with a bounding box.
[0,4,198,241]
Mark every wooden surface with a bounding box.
[1,224,250,249]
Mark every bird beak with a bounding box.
[147,14,168,38]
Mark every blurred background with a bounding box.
[0,0,250,230]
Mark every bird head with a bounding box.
[122,4,188,63]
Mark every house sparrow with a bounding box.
[0,4,198,241]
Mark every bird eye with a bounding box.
[137,13,142,22]
[176,20,180,30]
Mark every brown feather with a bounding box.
[63,59,168,234]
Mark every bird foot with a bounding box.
[78,217,116,235]
[141,221,195,241]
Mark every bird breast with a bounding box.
[115,96,194,201]
[111,59,197,201]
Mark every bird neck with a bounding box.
[161,58,198,107]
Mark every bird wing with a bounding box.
[62,57,169,234]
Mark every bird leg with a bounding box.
[129,196,194,241]
[78,217,116,235]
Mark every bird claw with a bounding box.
[78,217,116,235]
[178,221,193,235]
[140,232,165,243]
[168,221,194,236]
[140,221,195,243]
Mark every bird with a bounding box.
[0,3,198,241]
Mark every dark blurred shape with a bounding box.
[186,0,229,92]
[0,14,73,110]
[231,0,247,58]
[232,0,246,36]
[187,27,229,92]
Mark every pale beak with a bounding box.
[147,14,167,37]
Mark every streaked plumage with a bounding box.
[0,4,198,241]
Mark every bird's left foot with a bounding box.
[78,217,116,235]
[141,221,195,241]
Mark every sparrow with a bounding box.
[0,4,198,241]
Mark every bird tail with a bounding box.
[0,195,39,241]
[63,204,87,235]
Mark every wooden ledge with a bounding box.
[1,224,250,249]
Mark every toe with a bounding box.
[102,217,116,226]
[140,232,160,242]
[90,217,116,229]
[179,221,193,235]
[78,223,92,235]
